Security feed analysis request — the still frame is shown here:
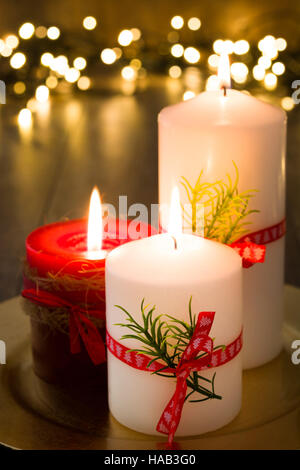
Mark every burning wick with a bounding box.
[218,51,231,97]
[168,186,182,250]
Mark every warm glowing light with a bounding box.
[171,43,184,57]
[46,75,58,89]
[73,57,87,70]
[223,40,234,54]
[47,26,60,40]
[169,65,182,78]
[77,76,91,90]
[171,15,184,30]
[168,186,182,243]
[10,52,26,69]
[41,52,54,67]
[87,187,106,258]
[5,35,19,49]
[130,58,142,70]
[208,54,219,69]
[83,16,97,30]
[253,65,265,81]
[272,61,285,76]
[19,22,35,39]
[113,47,122,59]
[118,29,133,46]
[101,48,117,64]
[213,39,224,54]
[13,81,26,94]
[233,40,249,55]
[0,40,4,53]
[258,56,271,69]
[184,47,200,64]
[218,52,231,90]
[264,72,277,90]
[187,17,201,31]
[281,96,294,111]
[276,38,287,51]
[183,90,195,100]
[35,26,47,38]
[26,98,38,112]
[52,55,69,75]
[1,46,12,57]
[121,66,137,81]
[65,67,80,83]
[231,62,248,84]
[258,35,278,59]
[131,28,141,41]
[35,85,49,102]
[18,108,32,128]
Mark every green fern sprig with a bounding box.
[115,297,222,403]
[180,162,259,244]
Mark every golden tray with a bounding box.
[0,285,299,450]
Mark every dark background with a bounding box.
[0,0,299,301]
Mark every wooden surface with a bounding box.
[0,82,299,301]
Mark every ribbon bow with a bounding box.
[22,288,106,365]
[156,311,215,446]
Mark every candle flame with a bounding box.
[168,186,182,239]
[217,52,231,91]
[87,187,103,252]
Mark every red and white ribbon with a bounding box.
[229,218,286,268]
[107,312,242,446]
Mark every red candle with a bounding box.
[22,188,155,385]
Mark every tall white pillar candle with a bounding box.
[158,89,286,369]
[106,233,242,437]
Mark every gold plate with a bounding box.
[0,286,300,450]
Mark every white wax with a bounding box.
[106,234,242,437]
[158,89,286,369]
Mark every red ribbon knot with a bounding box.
[156,311,215,446]
[22,288,106,365]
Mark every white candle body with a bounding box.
[158,90,286,369]
[106,234,242,436]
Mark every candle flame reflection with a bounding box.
[168,186,182,248]
[217,52,231,92]
[87,186,104,257]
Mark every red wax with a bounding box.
[24,217,155,385]
[25,217,154,305]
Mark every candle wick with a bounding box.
[171,236,178,250]
[222,86,227,97]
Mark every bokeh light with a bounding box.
[18,108,32,128]
[35,26,47,38]
[272,62,285,76]
[253,65,265,81]
[171,16,184,30]
[121,66,137,81]
[101,48,117,64]
[41,52,54,67]
[131,28,141,41]
[231,62,248,83]
[5,35,19,49]
[73,57,87,70]
[206,75,219,91]
[19,22,35,39]
[47,26,60,40]
[46,76,58,89]
[83,16,97,30]
[171,43,184,57]
[233,40,249,55]
[264,72,277,90]
[77,76,91,90]
[184,47,200,64]
[65,67,80,83]
[13,81,26,94]
[10,52,26,69]
[118,29,133,46]
[35,85,49,102]
[187,17,201,31]
[169,65,182,78]
[281,96,294,111]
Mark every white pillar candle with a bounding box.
[106,229,242,437]
[158,65,286,369]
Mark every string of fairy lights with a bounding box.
[0,14,297,127]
